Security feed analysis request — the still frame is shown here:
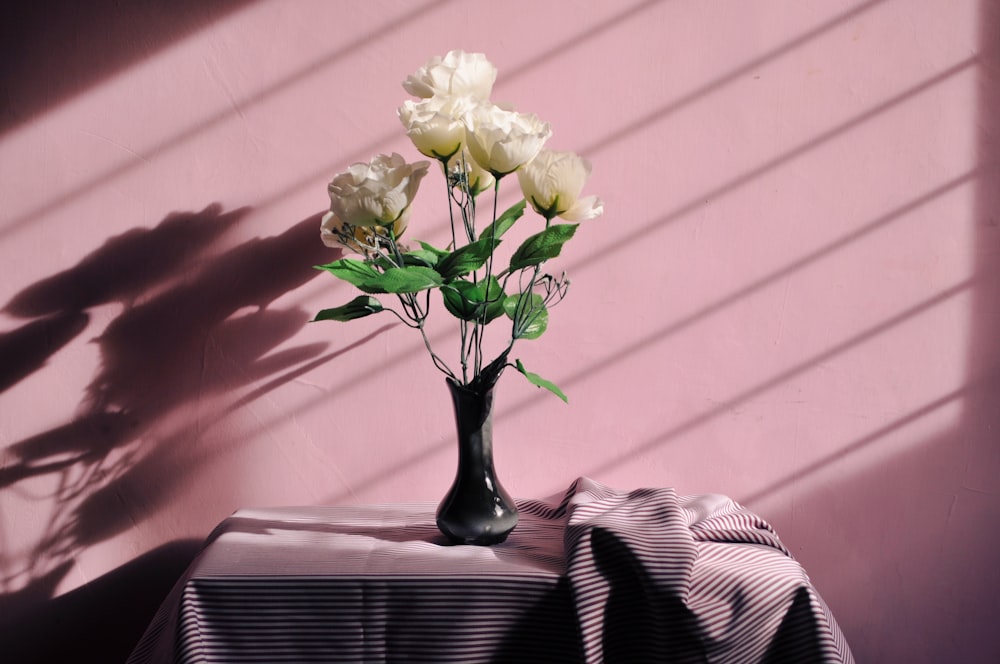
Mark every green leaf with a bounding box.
[402,249,442,268]
[313,296,384,321]
[508,223,579,271]
[372,250,440,270]
[435,235,502,281]
[477,276,507,323]
[502,291,543,319]
[515,359,568,403]
[417,240,451,260]
[373,256,394,270]
[441,280,486,321]
[374,266,444,293]
[519,307,548,339]
[318,260,442,294]
[503,292,548,339]
[315,258,384,293]
[478,199,526,242]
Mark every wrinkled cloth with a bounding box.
[128,477,853,663]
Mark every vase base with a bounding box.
[437,517,517,546]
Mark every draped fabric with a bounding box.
[128,477,853,663]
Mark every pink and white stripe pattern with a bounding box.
[128,477,854,663]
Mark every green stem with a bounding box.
[459,319,469,384]
[441,158,457,250]
[474,177,503,377]
[384,304,420,329]
[514,214,553,336]
[386,226,406,267]
[370,234,398,268]
[418,320,456,380]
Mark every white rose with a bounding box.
[463,104,552,177]
[327,153,430,228]
[517,149,604,221]
[398,95,477,161]
[402,50,497,100]
[446,148,496,197]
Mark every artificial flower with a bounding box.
[398,95,477,161]
[463,103,551,177]
[402,50,497,100]
[327,153,430,227]
[517,149,604,221]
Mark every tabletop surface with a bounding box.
[128,477,854,664]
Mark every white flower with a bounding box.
[327,153,430,228]
[446,148,496,197]
[402,50,497,100]
[517,149,604,221]
[463,104,552,177]
[398,95,477,161]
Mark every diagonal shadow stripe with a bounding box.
[223,0,900,249]
[1,0,894,245]
[554,169,984,387]
[581,0,891,157]
[567,55,981,274]
[579,275,979,480]
[0,0,453,241]
[0,0,255,137]
[253,11,977,290]
[738,374,997,507]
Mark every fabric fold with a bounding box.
[562,478,707,662]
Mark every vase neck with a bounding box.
[447,378,496,463]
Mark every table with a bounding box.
[127,477,854,663]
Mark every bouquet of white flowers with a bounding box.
[315,50,603,401]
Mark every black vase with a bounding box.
[436,377,519,545]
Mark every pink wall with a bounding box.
[1,1,998,661]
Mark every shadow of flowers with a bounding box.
[0,204,353,646]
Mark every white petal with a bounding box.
[561,196,604,221]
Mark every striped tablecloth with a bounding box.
[128,477,853,663]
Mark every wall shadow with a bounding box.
[6,205,241,317]
[0,539,203,664]
[0,311,90,394]
[0,205,357,661]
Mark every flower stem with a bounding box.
[474,177,503,378]
[419,320,456,380]
[441,158,457,250]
